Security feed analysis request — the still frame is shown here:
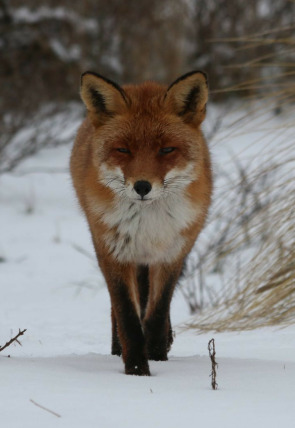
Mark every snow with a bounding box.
[2,354,295,428]
[1,106,295,427]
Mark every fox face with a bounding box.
[78,72,210,264]
[82,73,208,207]
[96,122,199,205]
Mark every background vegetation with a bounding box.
[2,0,295,107]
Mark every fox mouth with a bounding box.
[133,197,154,204]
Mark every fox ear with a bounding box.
[80,72,129,125]
[165,71,208,125]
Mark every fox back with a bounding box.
[70,71,212,375]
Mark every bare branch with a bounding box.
[208,338,218,390]
[0,329,27,352]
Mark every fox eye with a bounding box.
[116,148,131,154]
[159,147,176,154]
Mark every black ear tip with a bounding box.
[197,70,208,85]
[81,71,104,85]
[81,71,93,78]
[80,71,126,99]
[81,71,92,85]
[167,70,208,91]
[187,70,208,86]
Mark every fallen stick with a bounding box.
[0,329,27,352]
[30,399,61,418]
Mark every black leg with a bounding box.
[144,277,175,361]
[111,307,121,356]
[144,266,181,361]
[109,277,150,376]
[137,265,149,320]
[167,314,174,352]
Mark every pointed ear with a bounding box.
[165,71,208,125]
[80,72,129,125]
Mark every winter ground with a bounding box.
[1,105,295,427]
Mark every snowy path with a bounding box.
[1,352,294,428]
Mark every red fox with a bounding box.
[70,70,212,375]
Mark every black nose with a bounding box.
[134,180,152,198]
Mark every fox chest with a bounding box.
[99,197,197,264]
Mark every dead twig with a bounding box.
[71,243,96,261]
[30,399,61,418]
[0,329,27,352]
[208,338,218,390]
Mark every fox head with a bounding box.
[80,71,209,204]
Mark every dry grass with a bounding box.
[181,26,295,332]
[0,103,82,174]
[185,180,295,331]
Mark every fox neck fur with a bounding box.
[86,162,203,265]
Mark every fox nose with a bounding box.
[134,180,152,198]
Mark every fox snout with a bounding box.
[133,180,152,199]
[101,163,196,202]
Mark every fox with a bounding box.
[70,70,212,376]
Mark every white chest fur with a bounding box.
[90,192,198,264]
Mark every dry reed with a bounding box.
[182,26,295,332]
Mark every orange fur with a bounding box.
[70,71,212,375]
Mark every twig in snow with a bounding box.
[208,338,218,390]
[0,329,27,352]
[71,243,96,261]
[30,399,61,418]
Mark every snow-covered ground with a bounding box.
[1,106,295,427]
